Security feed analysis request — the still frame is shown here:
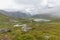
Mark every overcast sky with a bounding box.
[0,0,60,14]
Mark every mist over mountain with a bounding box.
[1,6,60,18]
[0,10,31,18]
[0,0,60,18]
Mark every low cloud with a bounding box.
[0,0,60,14]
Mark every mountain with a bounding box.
[0,10,60,40]
[32,13,53,19]
[0,12,16,23]
[0,10,31,18]
[0,10,60,19]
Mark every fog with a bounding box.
[0,0,60,15]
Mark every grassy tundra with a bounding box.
[0,13,60,40]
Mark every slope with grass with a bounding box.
[0,12,60,40]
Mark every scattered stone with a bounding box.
[0,27,11,32]
[21,24,32,32]
[44,35,50,39]
[14,24,22,27]
[0,34,11,40]
[14,24,20,27]
[4,28,11,32]
[14,24,32,31]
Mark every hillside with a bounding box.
[0,10,31,18]
[0,12,60,40]
[32,13,53,19]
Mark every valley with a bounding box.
[0,12,60,40]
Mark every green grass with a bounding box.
[0,13,60,40]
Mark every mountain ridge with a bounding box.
[0,10,31,18]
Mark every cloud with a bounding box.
[0,0,52,10]
[0,0,60,14]
[15,0,42,5]
[0,0,30,10]
[0,0,14,9]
